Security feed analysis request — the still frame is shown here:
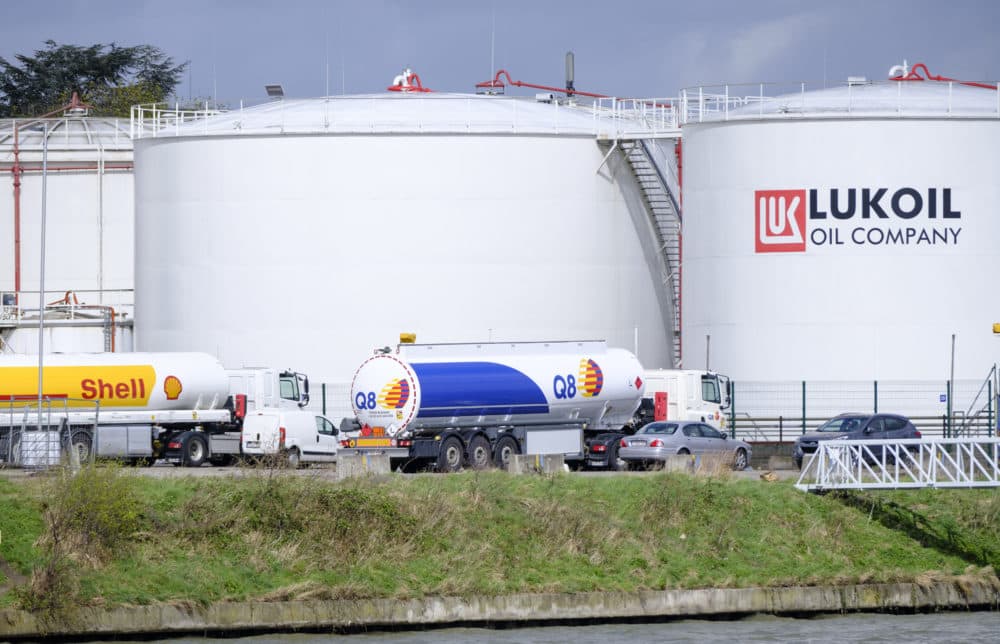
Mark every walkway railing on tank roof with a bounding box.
[680,79,1000,123]
[130,96,682,139]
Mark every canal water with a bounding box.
[132,610,999,643]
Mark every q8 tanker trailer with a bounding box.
[346,339,646,472]
[0,352,309,467]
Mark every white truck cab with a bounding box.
[640,369,731,429]
[241,409,338,467]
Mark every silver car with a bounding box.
[619,420,752,471]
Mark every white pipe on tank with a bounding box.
[98,144,104,302]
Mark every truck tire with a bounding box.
[493,435,520,470]
[285,447,301,469]
[182,434,208,467]
[436,436,464,472]
[466,435,491,470]
[608,444,624,471]
[69,430,93,464]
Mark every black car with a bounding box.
[793,413,921,469]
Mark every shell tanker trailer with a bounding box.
[0,352,309,466]
[346,339,647,471]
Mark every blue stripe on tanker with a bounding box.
[411,362,550,418]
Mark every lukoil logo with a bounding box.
[377,378,410,410]
[755,190,806,253]
[754,187,962,253]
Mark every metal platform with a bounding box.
[795,438,1000,492]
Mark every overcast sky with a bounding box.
[1,0,998,103]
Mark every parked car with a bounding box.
[792,413,921,469]
[619,420,751,471]
[241,409,339,467]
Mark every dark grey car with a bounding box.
[793,413,922,469]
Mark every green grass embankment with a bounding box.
[0,466,997,614]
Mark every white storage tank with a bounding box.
[0,111,134,353]
[132,92,676,384]
[680,71,1000,380]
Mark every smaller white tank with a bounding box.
[351,340,645,436]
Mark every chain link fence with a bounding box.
[729,377,997,442]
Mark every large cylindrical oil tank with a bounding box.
[133,94,676,385]
[0,352,229,411]
[350,340,644,436]
[681,79,1000,380]
[0,114,134,353]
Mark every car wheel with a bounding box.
[466,435,491,470]
[285,447,301,469]
[436,436,464,472]
[733,448,749,471]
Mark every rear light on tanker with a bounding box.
[591,444,606,453]
[167,441,182,450]
[398,439,412,447]
[650,439,664,447]
[234,394,247,420]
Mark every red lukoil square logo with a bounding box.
[755,189,807,253]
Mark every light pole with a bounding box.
[35,121,48,432]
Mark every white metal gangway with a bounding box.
[795,438,1000,492]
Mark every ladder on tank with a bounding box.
[619,138,683,367]
[795,438,1000,492]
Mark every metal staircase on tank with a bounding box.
[619,139,683,367]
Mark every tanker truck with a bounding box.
[0,352,309,467]
[343,339,645,472]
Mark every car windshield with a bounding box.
[816,416,866,433]
[639,423,678,435]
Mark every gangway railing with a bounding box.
[795,438,1000,492]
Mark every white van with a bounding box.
[241,409,339,467]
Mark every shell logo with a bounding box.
[377,378,410,410]
[577,359,604,398]
[163,375,183,400]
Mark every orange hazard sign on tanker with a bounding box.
[0,365,157,408]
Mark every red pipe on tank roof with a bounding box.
[891,62,997,91]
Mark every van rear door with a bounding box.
[242,413,281,455]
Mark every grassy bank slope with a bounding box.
[0,467,997,611]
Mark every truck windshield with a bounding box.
[701,375,721,404]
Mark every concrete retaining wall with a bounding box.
[2,580,997,640]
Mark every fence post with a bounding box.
[873,380,878,413]
[988,378,993,437]
[946,379,952,438]
[801,381,806,435]
[729,381,736,439]
[322,383,327,416]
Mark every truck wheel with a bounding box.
[436,436,464,472]
[466,435,491,470]
[493,435,520,470]
[182,434,208,467]
[608,445,624,471]
[285,447,301,469]
[69,430,93,464]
